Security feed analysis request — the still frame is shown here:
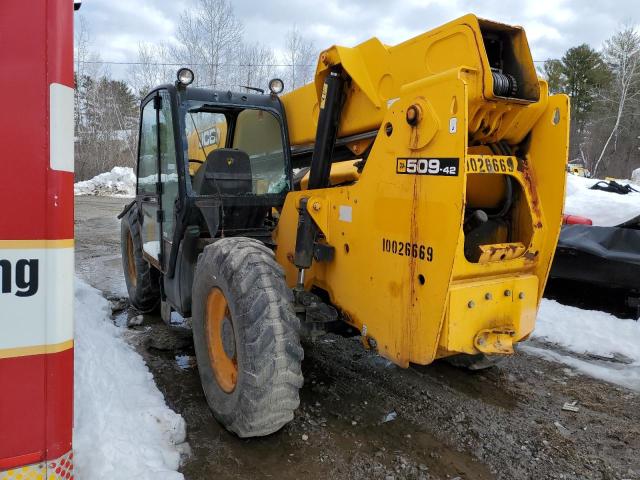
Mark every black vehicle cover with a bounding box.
[550,224,640,291]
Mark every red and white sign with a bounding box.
[0,0,75,477]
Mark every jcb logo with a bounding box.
[0,258,39,297]
[201,127,219,147]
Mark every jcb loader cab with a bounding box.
[119,77,301,436]
[121,14,569,438]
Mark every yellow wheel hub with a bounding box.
[205,288,238,393]
[126,232,137,287]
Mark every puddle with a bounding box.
[112,309,135,328]
[175,354,196,370]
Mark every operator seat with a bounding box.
[192,148,253,195]
[192,148,268,232]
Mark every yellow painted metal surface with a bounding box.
[299,160,360,190]
[477,243,526,264]
[274,14,569,367]
[439,275,538,355]
[475,329,515,355]
[281,14,540,147]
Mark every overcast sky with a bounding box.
[78,0,639,79]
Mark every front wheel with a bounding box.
[192,237,304,437]
[120,205,160,312]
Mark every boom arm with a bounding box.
[282,13,541,149]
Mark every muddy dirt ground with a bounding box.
[75,196,639,480]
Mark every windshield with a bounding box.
[184,102,289,195]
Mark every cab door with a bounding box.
[137,95,162,264]
[136,90,180,269]
[158,90,179,268]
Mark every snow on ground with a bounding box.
[523,299,640,392]
[522,345,640,392]
[74,277,188,479]
[74,167,136,197]
[534,299,640,363]
[564,174,640,226]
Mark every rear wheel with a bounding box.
[120,205,160,312]
[192,237,304,437]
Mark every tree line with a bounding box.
[74,0,315,181]
[542,25,640,178]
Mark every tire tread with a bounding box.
[193,237,303,437]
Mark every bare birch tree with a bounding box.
[236,43,277,91]
[173,0,244,89]
[129,42,174,99]
[283,26,316,90]
[593,26,640,176]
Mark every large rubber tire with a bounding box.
[120,206,160,312]
[192,237,304,437]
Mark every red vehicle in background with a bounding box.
[562,214,593,226]
[0,1,76,477]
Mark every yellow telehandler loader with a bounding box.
[119,14,569,437]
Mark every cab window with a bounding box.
[184,103,288,195]
[159,90,178,241]
[137,100,158,194]
[185,111,228,176]
[232,109,287,194]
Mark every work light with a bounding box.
[177,68,195,87]
[268,78,284,95]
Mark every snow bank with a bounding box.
[528,299,640,391]
[74,278,187,479]
[564,174,640,226]
[534,299,640,363]
[74,167,136,197]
